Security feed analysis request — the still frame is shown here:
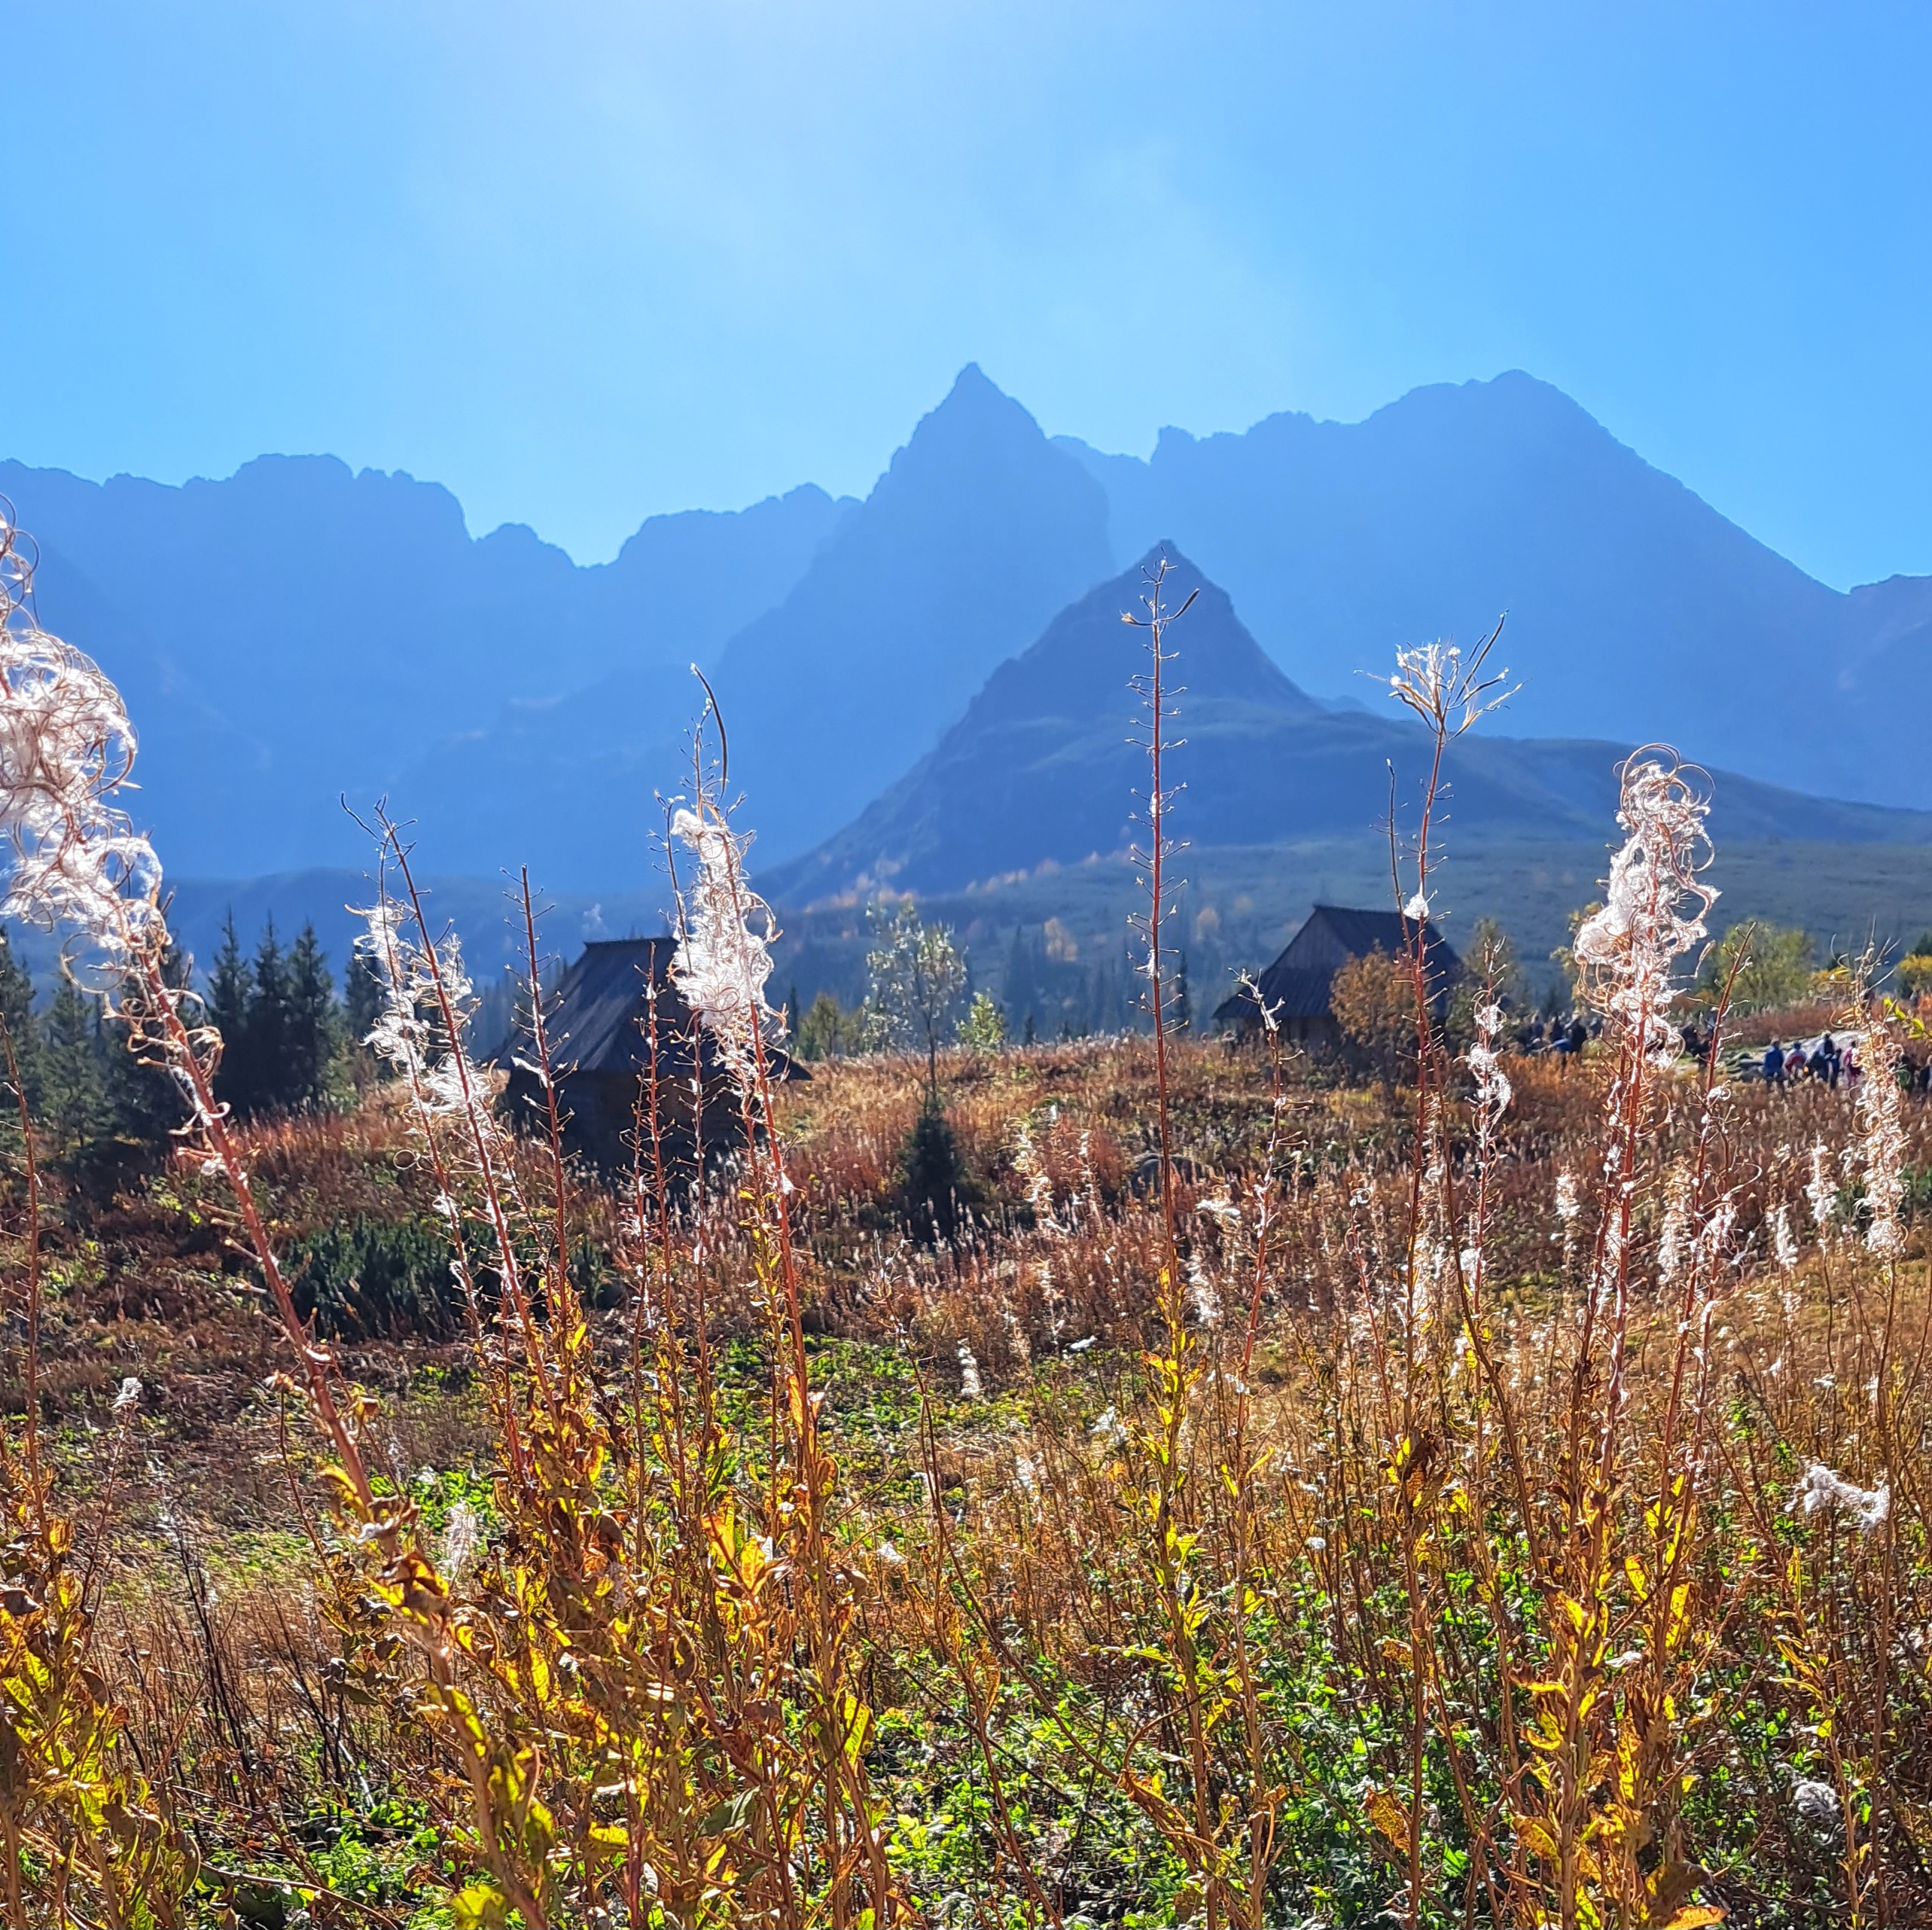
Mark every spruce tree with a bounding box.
[343,947,384,1085]
[41,979,110,1160]
[105,940,190,1151]
[0,928,44,1132]
[241,919,291,1117]
[1001,925,1033,1026]
[284,922,337,1110]
[208,914,253,1114]
[898,1089,968,1242]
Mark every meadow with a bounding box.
[0,531,1929,1928]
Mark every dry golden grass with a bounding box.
[5,1020,1916,1925]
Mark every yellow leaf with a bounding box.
[1516,1816,1559,1861]
[450,1880,510,1930]
[1660,1910,1726,1928]
[1364,1787,1411,1851]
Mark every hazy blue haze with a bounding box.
[8,4,1932,589]
[0,454,845,872]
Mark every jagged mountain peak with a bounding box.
[870,361,1084,503]
[704,367,1114,861]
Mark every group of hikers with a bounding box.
[1757,1032,1932,1093]
[1498,1011,1932,1094]
[1520,1013,1595,1057]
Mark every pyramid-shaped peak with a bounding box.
[1126,538,1207,579]
[966,549,1318,730]
[863,361,1099,518]
[906,362,1041,444]
[943,361,1004,404]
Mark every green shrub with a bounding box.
[898,1092,971,1242]
[293,1215,460,1341]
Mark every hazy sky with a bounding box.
[11,4,1930,586]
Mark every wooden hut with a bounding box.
[499,937,801,1172]
[1212,905,1461,1050]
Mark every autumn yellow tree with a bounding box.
[1330,945,1415,1092]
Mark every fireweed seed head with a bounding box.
[0,530,164,968]
[1467,1026,1512,1121]
[1186,1252,1222,1327]
[1854,1020,1908,1256]
[1772,1205,1800,1273]
[1806,1142,1837,1230]
[353,895,500,1165]
[1388,635,1516,735]
[1793,1779,1841,1826]
[440,1501,483,1586]
[1795,1462,1891,1532]
[1571,756,1717,1062]
[669,803,778,1090]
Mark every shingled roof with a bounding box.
[499,937,805,1170]
[1214,904,1461,1030]
[543,938,682,1075]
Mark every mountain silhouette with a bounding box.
[0,455,847,874]
[6,365,1932,901]
[407,362,1116,882]
[769,547,1932,903]
[704,364,1114,856]
[1057,372,1928,810]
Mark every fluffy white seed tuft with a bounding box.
[670,803,778,1091]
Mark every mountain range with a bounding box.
[769,546,1932,905]
[0,455,848,875]
[5,364,1931,914]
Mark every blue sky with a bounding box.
[10,3,1930,587]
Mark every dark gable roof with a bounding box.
[545,937,681,1075]
[1214,904,1462,1026]
[1245,965,1337,1021]
[1302,906,1438,962]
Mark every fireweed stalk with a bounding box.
[1321,702,1748,1928]
[936,561,1297,1928]
[1379,627,1519,1930]
[0,523,390,1526]
[354,842,644,1924]
[1120,559,1240,1917]
[669,683,898,1922]
[0,518,200,1922]
[0,517,558,1922]
[1526,752,1728,1926]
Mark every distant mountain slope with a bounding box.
[769,547,1932,904]
[411,364,1117,882]
[1057,373,1932,810]
[0,456,846,874]
[705,364,1114,858]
